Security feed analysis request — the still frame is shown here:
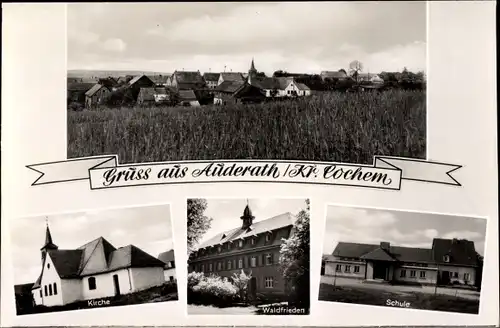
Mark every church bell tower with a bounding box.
[40,220,58,263]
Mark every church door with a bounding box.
[113,274,121,296]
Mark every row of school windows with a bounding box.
[40,283,58,298]
[335,264,360,273]
[197,234,273,256]
[197,253,275,272]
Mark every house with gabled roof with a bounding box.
[217,72,245,86]
[203,72,220,89]
[188,204,297,297]
[167,70,206,90]
[158,249,176,282]
[324,238,481,287]
[85,84,111,108]
[31,223,166,307]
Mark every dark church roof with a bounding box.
[33,231,164,289]
[331,238,479,267]
[197,212,295,249]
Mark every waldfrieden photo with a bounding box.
[187,198,310,315]
[67,2,426,165]
[11,205,178,315]
[319,206,486,314]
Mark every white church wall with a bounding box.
[81,268,133,300]
[40,254,64,307]
[164,268,177,282]
[130,267,165,292]
[61,278,82,305]
[32,287,42,306]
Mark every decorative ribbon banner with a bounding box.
[26,155,462,190]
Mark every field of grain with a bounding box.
[67,90,426,164]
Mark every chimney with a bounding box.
[380,242,390,251]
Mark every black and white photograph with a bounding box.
[11,205,178,315]
[67,2,426,165]
[187,198,310,315]
[319,205,486,314]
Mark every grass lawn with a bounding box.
[68,90,426,165]
[318,283,479,314]
[19,283,178,315]
[188,304,258,315]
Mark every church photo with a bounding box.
[11,204,178,315]
[187,198,310,315]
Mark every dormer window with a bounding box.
[239,240,244,247]
[443,255,450,263]
[266,233,272,242]
[251,238,256,245]
[218,245,222,252]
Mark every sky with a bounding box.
[323,206,487,256]
[9,205,173,285]
[67,2,426,75]
[196,198,308,245]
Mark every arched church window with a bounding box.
[88,277,97,290]
[47,263,50,269]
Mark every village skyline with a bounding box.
[68,2,426,75]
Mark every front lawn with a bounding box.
[318,283,479,314]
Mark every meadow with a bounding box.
[67,90,426,164]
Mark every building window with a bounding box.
[345,265,351,273]
[464,273,470,281]
[217,262,222,270]
[238,259,243,268]
[88,277,96,290]
[209,263,213,272]
[251,238,256,245]
[453,272,459,278]
[335,264,341,272]
[53,283,57,295]
[354,266,360,273]
[420,271,426,279]
[49,284,53,296]
[201,264,205,272]
[39,290,42,298]
[251,256,257,267]
[265,253,273,265]
[44,285,47,296]
[227,260,232,270]
[169,276,174,282]
[265,277,274,288]
[239,240,244,247]
[266,233,271,242]
[410,270,416,278]
[443,255,450,262]
[218,246,222,253]
[400,269,407,278]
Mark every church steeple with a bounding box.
[41,219,58,261]
[249,58,257,76]
[241,200,255,230]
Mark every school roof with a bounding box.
[33,236,165,289]
[197,212,296,249]
[330,238,479,266]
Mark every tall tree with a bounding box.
[187,199,213,254]
[279,199,310,311]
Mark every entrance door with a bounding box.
[439,271,451,285]
[247,277,257,300]
[373,263,387,280]
[113,274,121,296]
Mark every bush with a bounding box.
[187,271,239,307]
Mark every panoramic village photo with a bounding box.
[187,198,310,315]
[11,205,178,315]
[67,2,426,165]
[319,206,486,314]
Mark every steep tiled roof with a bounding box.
[158,249,175,263]
[67,82,95,92]
[432,238,478,266]
[147,75,170,84]
[197,212,295,249]
[179,89,197,101]
[295,82,310,91]
[203,73,220,82]
[128,75,154,86]
[107,245,166,271]
[174,71,205,83]
[215,80,245,93]
[249,77,280,90]
[220,72,244,82]
[85,84,107,97]
[49,249,84,278]
[360,248,398,261]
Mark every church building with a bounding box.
[31,224,166,307]
[188,204,297,297]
